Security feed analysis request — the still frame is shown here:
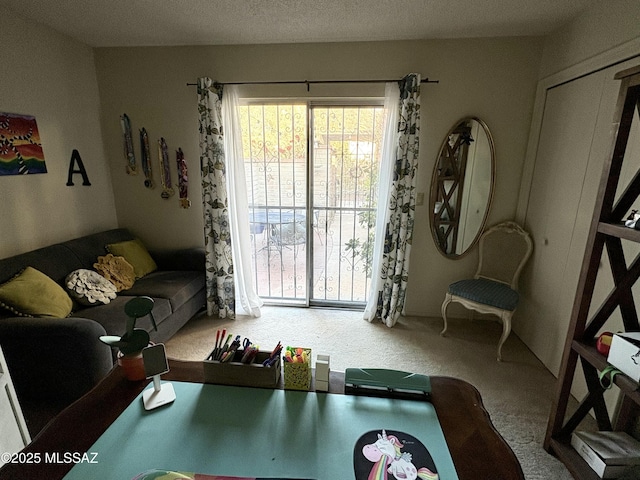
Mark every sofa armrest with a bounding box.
[0,316,114,405]
[150,247,205,272]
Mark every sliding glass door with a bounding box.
[238,102,384,308]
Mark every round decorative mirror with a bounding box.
[429,117,495,258]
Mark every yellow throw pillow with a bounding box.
[107,238,157,279]
[0,267,73,317]
[93,254,136,291]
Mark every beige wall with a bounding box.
[0,8,117,259]
[94,37,542,315]
[539,0,640,78]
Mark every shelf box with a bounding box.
[203,351,281,388]
[608,333,640,382]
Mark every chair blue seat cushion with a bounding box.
[448,278,519,311]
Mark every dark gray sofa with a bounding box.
[0,228,206,435]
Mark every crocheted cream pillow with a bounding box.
[65,269,118,306]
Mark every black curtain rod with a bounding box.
[186,77,438,91]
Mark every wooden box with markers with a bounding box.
[203,350,281,388]
[202,330,282,388]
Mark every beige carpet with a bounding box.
[165,306,580,480]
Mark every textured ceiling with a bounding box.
[0,0,596,47]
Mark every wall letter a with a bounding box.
[66,149,91,186]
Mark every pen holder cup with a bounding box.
[203,351,281,388]
[283,348,312,390]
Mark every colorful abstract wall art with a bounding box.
[0,112,47,175]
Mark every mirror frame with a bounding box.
[429,116,496,259]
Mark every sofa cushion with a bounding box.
[107,238,157,279]
[0,267,73,317]
[61,228,134,268]
[0,244,83,286]
[71,296,172,337]
[121,271,205,311]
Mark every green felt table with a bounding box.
[0,360,524,480]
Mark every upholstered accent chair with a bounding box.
[440,221,533,361]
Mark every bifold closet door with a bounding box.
[519,71,606,373]
[520,58,640,378]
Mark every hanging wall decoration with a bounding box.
[0,112,47,176]
[120,114,137,175]
[158,137,174,199]
[176,148,191,208]
[66,149,91,186]
[139,128,153,188]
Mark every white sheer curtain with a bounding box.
[363,82,400,322]
[221,85,263,317]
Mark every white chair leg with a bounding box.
[496,311,513,362]
[468,309,475,322]
[441,294,452,336]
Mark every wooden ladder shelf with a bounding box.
[545,65,640,479]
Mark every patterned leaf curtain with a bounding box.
[197,77,235,318]
[364,74,421,327]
